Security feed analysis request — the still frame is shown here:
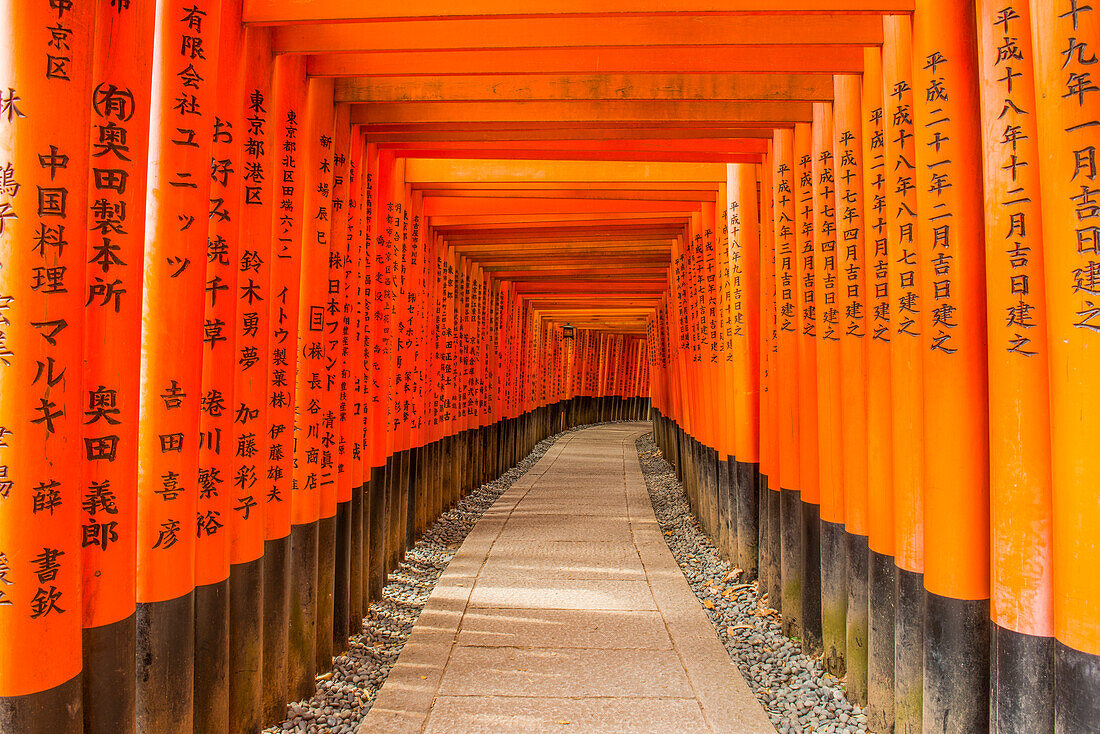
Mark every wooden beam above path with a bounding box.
[335,74,834,103]
[310,46,867,77]
[398,149,761,163]
[273,15,883,54]
[351,100,812,125]
[386,139,769,154]
[404,159,726,184]
[247,0,913,24]
[363,126,778,143]
[421,196,703,216]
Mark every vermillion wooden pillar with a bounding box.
[698,205,721,543]
[364,143,385,603]
[195,2,243,729]
[794,121,822,655]
[772,128,801,630]
[261,52,306,725]
[305,99,341,673]
[344,130,367,634]
[813,101,846,677]
[80,1,154,732]
[135,0,221,730]
[383,158,406,575]
[975,2,1055,730]
[227,25,273,734]
[861,43,897,734]
[833,72,870,709]
[1028,1,1100,728]
[883,15,925,732]
[0,1,94,731]
[727,162,760,581]
[700,203,721,546]
[288,75,335,696]
[759,148,782,610]
[329,104,353,653]
[366,150,394,598]
[912,2,991,730]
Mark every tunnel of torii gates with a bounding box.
[1,0,1099,732]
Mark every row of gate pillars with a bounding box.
[0,0,658,728]
[1,396,648,733]
[653,406,1095,734]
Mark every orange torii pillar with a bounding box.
[364,143,387,603]
[759,145,783,611]
[727,162,761,581]
[813,101,846,677]
[698,205,722,545]
[194,3,244,729]
[228,26,274,734]
[795,121,822,656]
[913,1,992,729]
[860,43,898,734]
[717,182,735,558]
[883,15,926,732]
[344,130,369,636]
[80,1,154,732]
[1029,0,1100,727]
[0,1,94,731]
[134,0,221,730]
[701,204,721,546]
[288,75,335,696]
[366,150,397,593]
[833,72,870,708]
[262,52,307,723]
[329,104,354,652]
[772,128,802,631]
[975,2,1055,730]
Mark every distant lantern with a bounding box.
[562,324,575,341]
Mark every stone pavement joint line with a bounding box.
[357,423,776,734]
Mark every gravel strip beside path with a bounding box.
[269,427,578,734]
[636,432,868,734]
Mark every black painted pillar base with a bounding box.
[736,461,759,582]
[194,577,230,734]
[261,535,290,726]
[923,592,989,734]
[350,485,364,634]
[868,549,896,733]
[845,533,870,708]
[0,673,82,734]
[766,484,782,613]
[717,457,733,560]
[706,446,720,548]
[334,498,352,653]
[137,591,195,732]
[820,519,846,677]
[1055,640,1100,734]
[288,521,319,702]
[991,625,1053,733]
[228,556,263,734]
[315,514,337,673]
[800,499,822,656]
[895,568,923,734]
[757,472,772,597]
[406,447,418,550]
[779,486,803,637]
[367,468,387,600]
[82,614,135,734]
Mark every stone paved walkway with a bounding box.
[357,423,775,734]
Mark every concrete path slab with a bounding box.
[357,423,775,734]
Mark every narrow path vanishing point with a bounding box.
[357,423,775,734]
